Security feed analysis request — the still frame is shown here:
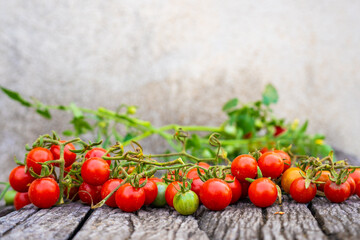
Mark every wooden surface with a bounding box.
[0,150,359,240]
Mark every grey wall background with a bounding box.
[1,1,360,182]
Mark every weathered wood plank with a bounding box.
[2,202,90,240]
[196,200,263,240]
[0,204,37,237]
[0,205,15,218]
[74,205,208,240]
[261,196,327,240]
[310,196,360,240]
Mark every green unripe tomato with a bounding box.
[173,190,199,215]
[152,182,167,207]
[4,190,17,205]
[126,106,137,115]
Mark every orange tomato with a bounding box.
[281,167,304,194]
[316,171,331,192]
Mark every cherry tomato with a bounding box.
[191,177,205,201]
[149,177,162,183]
[274,126,286,136]
[81,157,110,186]
[198,162,210,169]
[324,180,351,203]
[248,178,277,208]
[260,147,269,154]
[231,154,258,182]
[239,180,250,199]
[139,178,158,205]
[85,148,111,166]
[28,178,60,208]
[115,183,145,212]
[26,147,54,175]
[164,170,183,181]
[225,175,242,204]
[152,182,168,207]
[101,179,123,207]
[50,140,77,168]
[349,169,360,192]
[165,181,187,207]
[200,178,232,211]
[290,178,317,203]
[356,182,360,198]
[272,150,291,172]
[64,185,80,201]
[258,152,284,179]
[14,192,31,210]
[316,171,331,192]
[173,190,199,215]
[79,182,102,205]
[347,176,356,195]
[9,166,35,192]
[281,167,304,194]
[186,169,202,179]
[4,190,17,205]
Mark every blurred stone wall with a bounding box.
[0,1,360,181]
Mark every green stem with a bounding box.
[0,182,10,201]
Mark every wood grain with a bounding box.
[1,202,90,240]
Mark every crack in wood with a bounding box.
[67,208,93,240]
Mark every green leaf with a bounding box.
[62,130,73,136]
[1,87,32,107]
[299,120,308,134]
[123,133,135,142]
[262,84,278,106]
[222,98,238,111]
[186,134,201,149]
[36,108,51,119]
[69,103,83,118]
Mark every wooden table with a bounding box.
[1,151,359,240]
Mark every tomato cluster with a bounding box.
[5,134,360,216]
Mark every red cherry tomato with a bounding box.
[165,181,186,207]
[274,126,286,136]
[231,154,258,182]
[50,140,77,167]
[198,162,210,169]
[139,178,158,205]
[9,166,35,192]
[258,152,284,179]
[200,178,232,211]
[85,148,111,166]
[260,147,269,154]
[272,150,291,172]
[225,175,242,204]
[149,177,162,183]
[28,178,60,208]
[289,178,317,203]
[239,180,250,199]
[248,178,277,208]
[14,192,31,210]
[186,169,203,179]
[26,147,54,175]
[79,182,102,205]
[347,176,356,195]
[64,185,80,201]
[101,179,123,207]
[115,183,145,212]
[191,177,204,200]
[81,157,110,186]
[349,169,360,191]
[324,180,351,203]
[356,182,360,198]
